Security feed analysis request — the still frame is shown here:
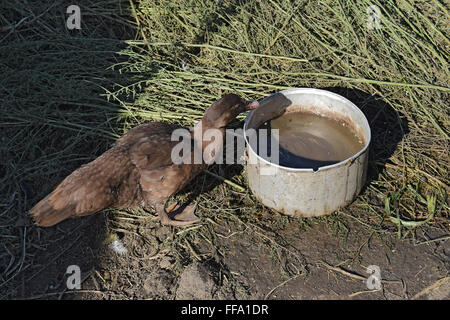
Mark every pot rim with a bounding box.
[243,88,371,172]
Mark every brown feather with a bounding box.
[29,145,135,226]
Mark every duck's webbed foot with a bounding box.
[154,201,200,226]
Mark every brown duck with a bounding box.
[29,94,258,227]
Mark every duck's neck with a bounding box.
[192,119,225,164]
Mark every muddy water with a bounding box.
[257,112,364,169]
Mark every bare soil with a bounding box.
[19,200,449,300]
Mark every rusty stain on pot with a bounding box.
[244,88,371,218]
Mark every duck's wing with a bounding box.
[129,132,200,202]
[29,146,133,226]
[128,134,184,170]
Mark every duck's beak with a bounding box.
[244,100,259,111]
[235,99,259,115]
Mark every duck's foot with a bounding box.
[154,202,200,226]
[169,203,199,224]
[150,202,179,221]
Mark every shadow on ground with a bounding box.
[0,0,134,299]
[323,86,410,183]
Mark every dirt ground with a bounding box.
[18,195,449,300]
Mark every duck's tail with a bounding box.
[29,146,133,227]
[29,191,77,227]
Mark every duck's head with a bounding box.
[202,94,259,128]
